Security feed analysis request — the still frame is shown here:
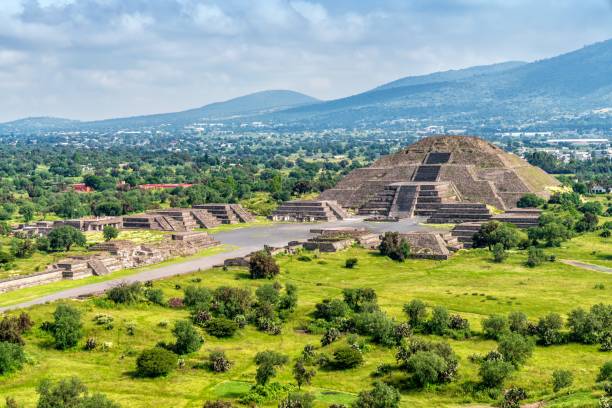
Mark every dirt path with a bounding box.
[560,259,612,274]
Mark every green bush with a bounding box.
[342,288,377,312]
[552,369,573,392]
[598,361,612,382]
[51,304,83,350]
[332,346,363,369]
[208,351,232,373]
[144,288,164,305]
[279,392,315,408]
[479,358,514,389]
[135,347,177,377]
[0,341,25,375]
[492,243,508,263]
[205,318,239,338]
[314,299,349,321]
[497,333,534,367]
[249,251,280,279]
[536,313,564,346]
[254,351,289,385]
[379,232,410,261]
[183,286,212,308]
[481,315,509,340]
[102,226,119,242]
[427,306,449,335]
[107,282,141,304]
[172,320,203,354]
[345,258,358,269]
[517,193,545,208]
[36,377,121,408]
[407,351,448,387]
[351,381,400,408]
[403,299,427,328]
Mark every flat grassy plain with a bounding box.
[1,238,610,407]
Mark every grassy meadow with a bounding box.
[1,239,610,407]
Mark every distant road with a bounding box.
[560,259,612,274]
[0,217,431,312]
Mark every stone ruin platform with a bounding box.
[270,200,349,222]
[400,232,463,260]
[193,204,255,224]
[54,216,123,232]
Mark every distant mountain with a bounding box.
[272,39,612,125]
[0,90,319,132]
[375,61,527,90]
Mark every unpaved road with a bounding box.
[0,217,432,312]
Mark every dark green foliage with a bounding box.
[342,288,377,312]
[353,311,397,347]
[479,358,514,388]
[47,226,86,251]
[427,306,449,335]
[205,318,238,338]
[403,299,427,328]
[579,201,604,215]
[172,320,203,354]
[598,361,612,382]
[528,215,573,247]
[501,387,527,408]
[552,369,573,392]
[107,282,141,304]
[212,287,252,319]
[208,351,232,373]
[36,377,121,408]
[256,284,280,305]
[379,232,410,261]
[249,251,280,279]
[351,381,400,408]
[548,192,581,208]
[526,246,546,267]
[497,333,534,367]
[102,226,119,242]
[202,401,233,408]
[314,299,349,321]
[50,304,83,350]
[345,258,358,269]
[183,286,212,308]
[332,346,363,369]
[144,288,165,305]
[407,351,448,387]
[395,338,458,382]
[536,313,564,346]
[292,359,316,389]
[473,221,523,250]
[492,243,507,263]
[482,315,509,340]
[508,311,529,335]
[0,341,25,375]
[135,348,177,377]
[517,193,545,208]
[321,328,341,346]
[254,351,289,385]
[278,393,315,408]
[576,212,599,232]
[0,313,32,345]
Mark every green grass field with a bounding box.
[1,241,610,408]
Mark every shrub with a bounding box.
[353,311,397,347]
[203,401,233,408]
[254,351,289,385]
[497,333,534,367]
[136,347,177,377]
[332,346,363,369]
[314,299,349,321]
[292,359,316,389]
[379,232,410,261]
[342,288,377,312]
[279,393,315,408]
[0,313,33,345]
[552,369,573,392]
[403,299,427,328]
[51,304,83,350]
[172,320,203,354]
[508,311,529,335]
[482,315,509,340]
[84,337,97,351]
[0,341,25,375]
[427,306,450,335]
[184,286,212,308]
[526,246,546,267]
[102,226,119,242]
[492,243,508,263]
[351,381,400,408]
[205,318,239,338]
[209,351,232,373]
[598,361,612,382]
[407,351,448,387]
[213,286,253,319]
[36,377,120,408]
[168,297,184,308]
[107,282,141,304]
[249,251,280,279]
[321,327,341,346]
[479,358,513,388]
[144,288,165,305]
[345,258,358,269]
[536,313,564,346]
[47,226,86,251]
[501,387,527,408]
[473,221,523,250]
[517,193,545,208]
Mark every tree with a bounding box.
[47,226,86,252]
[172,320,203,354]
[501,387,527,408]
[332,346,363,369]
[492,243,508,263]
[51,304,83,350]
[36,377,121,408]
[479,358,513,388]
[517,194,545,208]
[427,306,449,335]
[0,341,25,375]
[536,313,564,346]
[102,226,119,242]
[54,193,86,219]
[576,212,598,233]
[403,299,427,328]
[497,333,534,367]
[407,351,448,387]
[473,221,522,250]
[135,348,177,377]
[552,369,573,392]
[254,350,288,385]
[249,251,280,279]
[342,288,377,312]
[19,202,35,222]
[293,359,316,389]
[351,381,400,408]
[482,315,509,340]
[379,232,410,261]
[314,299,349,321]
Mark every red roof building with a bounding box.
[138,183,193,190]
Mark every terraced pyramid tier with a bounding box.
[319,135,560,211]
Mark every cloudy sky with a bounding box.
[0,0,611,122]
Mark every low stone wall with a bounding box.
[0,270,64,293]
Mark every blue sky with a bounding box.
[0,0,611,121]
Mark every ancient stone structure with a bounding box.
[54,217,123,232]
[193,204,255,224]
[400,232,463,260]
[320,136,560,217]
[122,208,219,231]
[12,221,55,237]
[270,200,348,222]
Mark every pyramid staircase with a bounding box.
[229,204,255,223]
[194,204,255,224]
[87,259,110,276]
[426,203,492,224]
[271,200,346,222]
[412,165,442,182]
[190,209,222,228]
